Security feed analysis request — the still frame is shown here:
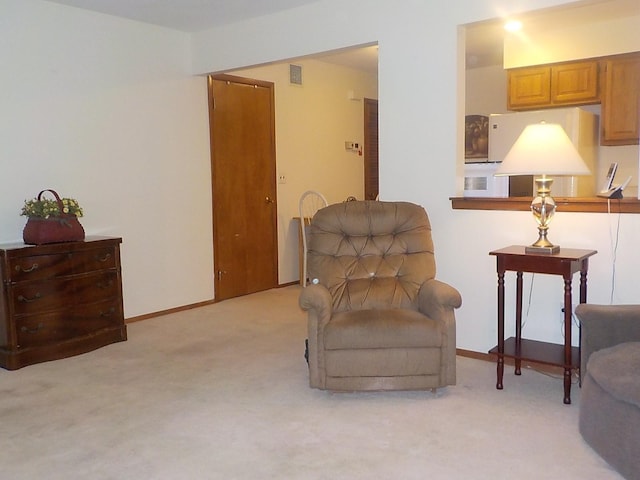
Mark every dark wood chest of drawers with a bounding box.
[0,236,127,369]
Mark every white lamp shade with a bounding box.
[494,122,591,176]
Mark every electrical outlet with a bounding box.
[278,174,286,184]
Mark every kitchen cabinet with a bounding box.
[508,61,599,110]
[601,52,640,145]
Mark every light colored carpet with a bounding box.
[0,286,621,479]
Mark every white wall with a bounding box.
[231,59,377,283]
[191,0,640,354]
[0,1,213,317]
[465,65,509,116]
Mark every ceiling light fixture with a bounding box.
[504,20,522,32]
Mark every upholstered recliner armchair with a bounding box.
[299,200,461,391]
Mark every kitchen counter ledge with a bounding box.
[450,196,640,214]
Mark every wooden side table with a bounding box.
[489,245,597,404]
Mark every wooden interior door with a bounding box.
[364,98,379,200]
[208,74,278,301]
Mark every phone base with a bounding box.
[597,189,623,199]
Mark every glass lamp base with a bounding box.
[527,176,560,255]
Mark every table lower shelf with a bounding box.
[489,337,579,369]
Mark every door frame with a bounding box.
[364,97,379,200]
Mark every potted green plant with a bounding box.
[20,189,85,245]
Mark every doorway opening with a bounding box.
[211,43,379,288]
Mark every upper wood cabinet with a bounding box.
[507,66,550,109]
[601,52,640,146]
[508,61,600,110]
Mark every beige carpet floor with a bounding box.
[0,286,621,479]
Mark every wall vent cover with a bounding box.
[289,64,303,85]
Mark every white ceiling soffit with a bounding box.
[45,0,379,74]
[44,0,639,72]
[310,45,379,74]
[45,0,322,32]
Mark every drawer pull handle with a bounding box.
[95,253,112,262]
[17,293,42,303]
[100,307,116,317]
[15,263,39,273]
[21,323,44,334]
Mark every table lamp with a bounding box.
[494,122,590,254]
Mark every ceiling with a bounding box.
[45,0,639,72]
[45,0,323,32]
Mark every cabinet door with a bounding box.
[601,54,640,146]
[508,66,550,110]
[551,61,599,105]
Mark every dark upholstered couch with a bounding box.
[575,304,640,479]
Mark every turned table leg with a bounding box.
[496,270,505,390]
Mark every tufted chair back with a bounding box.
[307,201,435,313]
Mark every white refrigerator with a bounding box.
[488,107,599,197]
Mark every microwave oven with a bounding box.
[464,162,508,197]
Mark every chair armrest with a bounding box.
[299,284,333,319]
[417,279,461,386]
[299,284,334,388]
[299,284,334,335]
[417,279,462,319]
[575,304,640,380]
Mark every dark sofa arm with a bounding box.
[575,304,640,381]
